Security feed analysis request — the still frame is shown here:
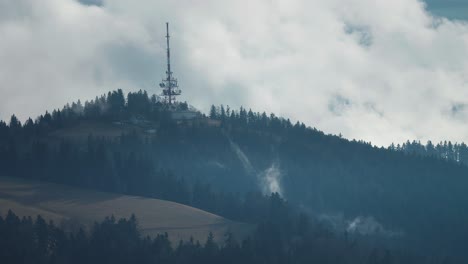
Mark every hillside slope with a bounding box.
[0,177,249,243]
[2,90,468,258]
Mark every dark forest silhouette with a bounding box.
[0,205,431,264]
[1,89,468,262]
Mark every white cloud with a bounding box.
[1,0,468,146]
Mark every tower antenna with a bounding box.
[159,22,181,104]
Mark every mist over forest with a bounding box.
[1,89,468,263]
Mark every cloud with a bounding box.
[0,0,157,123]
[2,0,468,146]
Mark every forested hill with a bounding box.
[1,89,468,260]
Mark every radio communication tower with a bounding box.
[159,22,181,104]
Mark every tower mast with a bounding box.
[159,22,181,105]
[165,22,172,104]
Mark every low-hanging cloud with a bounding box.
[229,139,284,196]
[347,216,403,237]
[2,0,468,146]
[259,163,283,196]
[319,213,404,237]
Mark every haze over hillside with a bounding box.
[2,90,468,262]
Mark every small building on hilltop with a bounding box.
[170,110,199,121]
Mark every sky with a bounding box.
[426,0,468,20]
[1,0,468,146]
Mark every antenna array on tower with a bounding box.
[159,22,181,104]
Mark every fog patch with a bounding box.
[229,139,284,196]
[206,161,226,170]
[229,139,255,175]
[259,163,283,196]
[319,214,403,238]
[347,216,403,237]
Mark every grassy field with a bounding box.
[0,177,250,244]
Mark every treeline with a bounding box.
[209,104,468,168]
[391,140,468,165]
[0,89,305,142]
[1,203,434,264]
[0,89,189,140]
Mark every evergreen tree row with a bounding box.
[391,140,468,165]
[0,204,436,264]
